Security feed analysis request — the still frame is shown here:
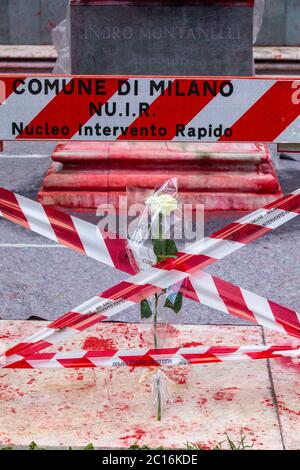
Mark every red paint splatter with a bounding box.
[10,407,16,414]
[263,398,300,416]
[197,397,208,406]
[116,404,129,412]
[120,428,146,443]
[168,367,189,385]
[182,341,203,348]
[276,357,300,372]
[213,387,237,402]
[77,372,84,381]
[0,384,23,401]
[26,378,35,385]
[83,336,116,351]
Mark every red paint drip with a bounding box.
[276,357,300,372]
[83,336,116,351]
[182,341,203,348]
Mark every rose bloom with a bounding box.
[145,194,178,216]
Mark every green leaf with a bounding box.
[164,291,183,314]
[152,238,178,258]
[140,299,153,319]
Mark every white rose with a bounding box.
[145,194,178,216]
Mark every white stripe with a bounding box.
[72,296,105,314]
[275,349,300,357]
[56,351,86,359]
[1,353,24,367]
[73,295,135,318]
[189,271,229,314]
[237,345,269,353]
[0,77,71,139]
[214,354,252,362]
[275,115,300,143]
[130,266,187,289]
[42,326,78,345]
[183,237,244,259]
[241,289,286,334]
[238,207,297,229]
[24,327,58,344]
[27,359,63,369]
[15,194,57,242]
[88,357,126,367]
[174,79,275,142]
[71,216,114,268]
[72,78,172,140]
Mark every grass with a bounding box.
[1,433,253,451]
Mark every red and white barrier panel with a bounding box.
[0,187,139,275]
[3,189,299,365]
[2,345,300,369]
[0,75,300,142]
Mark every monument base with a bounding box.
[1,320,299,449]
[38,142,283,212]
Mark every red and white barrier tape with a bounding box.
[2,344,299,369]
[181,271,300,338]
[3,189,299,366]
[0,187,139,274]
[1,76,300,143]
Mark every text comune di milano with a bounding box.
[11,78,234,140]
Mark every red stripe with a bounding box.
[85,350,117,357]
[181,353,221,364]
[211,222,271,244]
[208,346,239,354]
[103,236,139,275]
[220,81,300,142]
[268,301,300,338]
[17,77,121,140]
[119,354,161,367]
[212,276,257,323]
[101,280,158,303]
[58,358,95,368]
[118,79,220,141]
[5,340,52,358]
[0,188,30,229]
[158,252,214,273]
[265,192,300,214]
[75,314,108,331]
[179,277,199,302]
[25,353,56,360]
[4,359,33,369]
[50,311,83,329]
[43,207,85,254]
[0,76,28,103]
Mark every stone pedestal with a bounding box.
[40,0,282,212]
[70,0,254,76]
[38,142,282,211]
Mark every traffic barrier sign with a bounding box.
[0,75,300,142]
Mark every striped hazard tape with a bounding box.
[0,75,300,142]
[2,345,300,370]
[1,188,299,367]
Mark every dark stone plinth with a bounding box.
[70,0,254,75]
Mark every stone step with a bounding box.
[42,164,279,192]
